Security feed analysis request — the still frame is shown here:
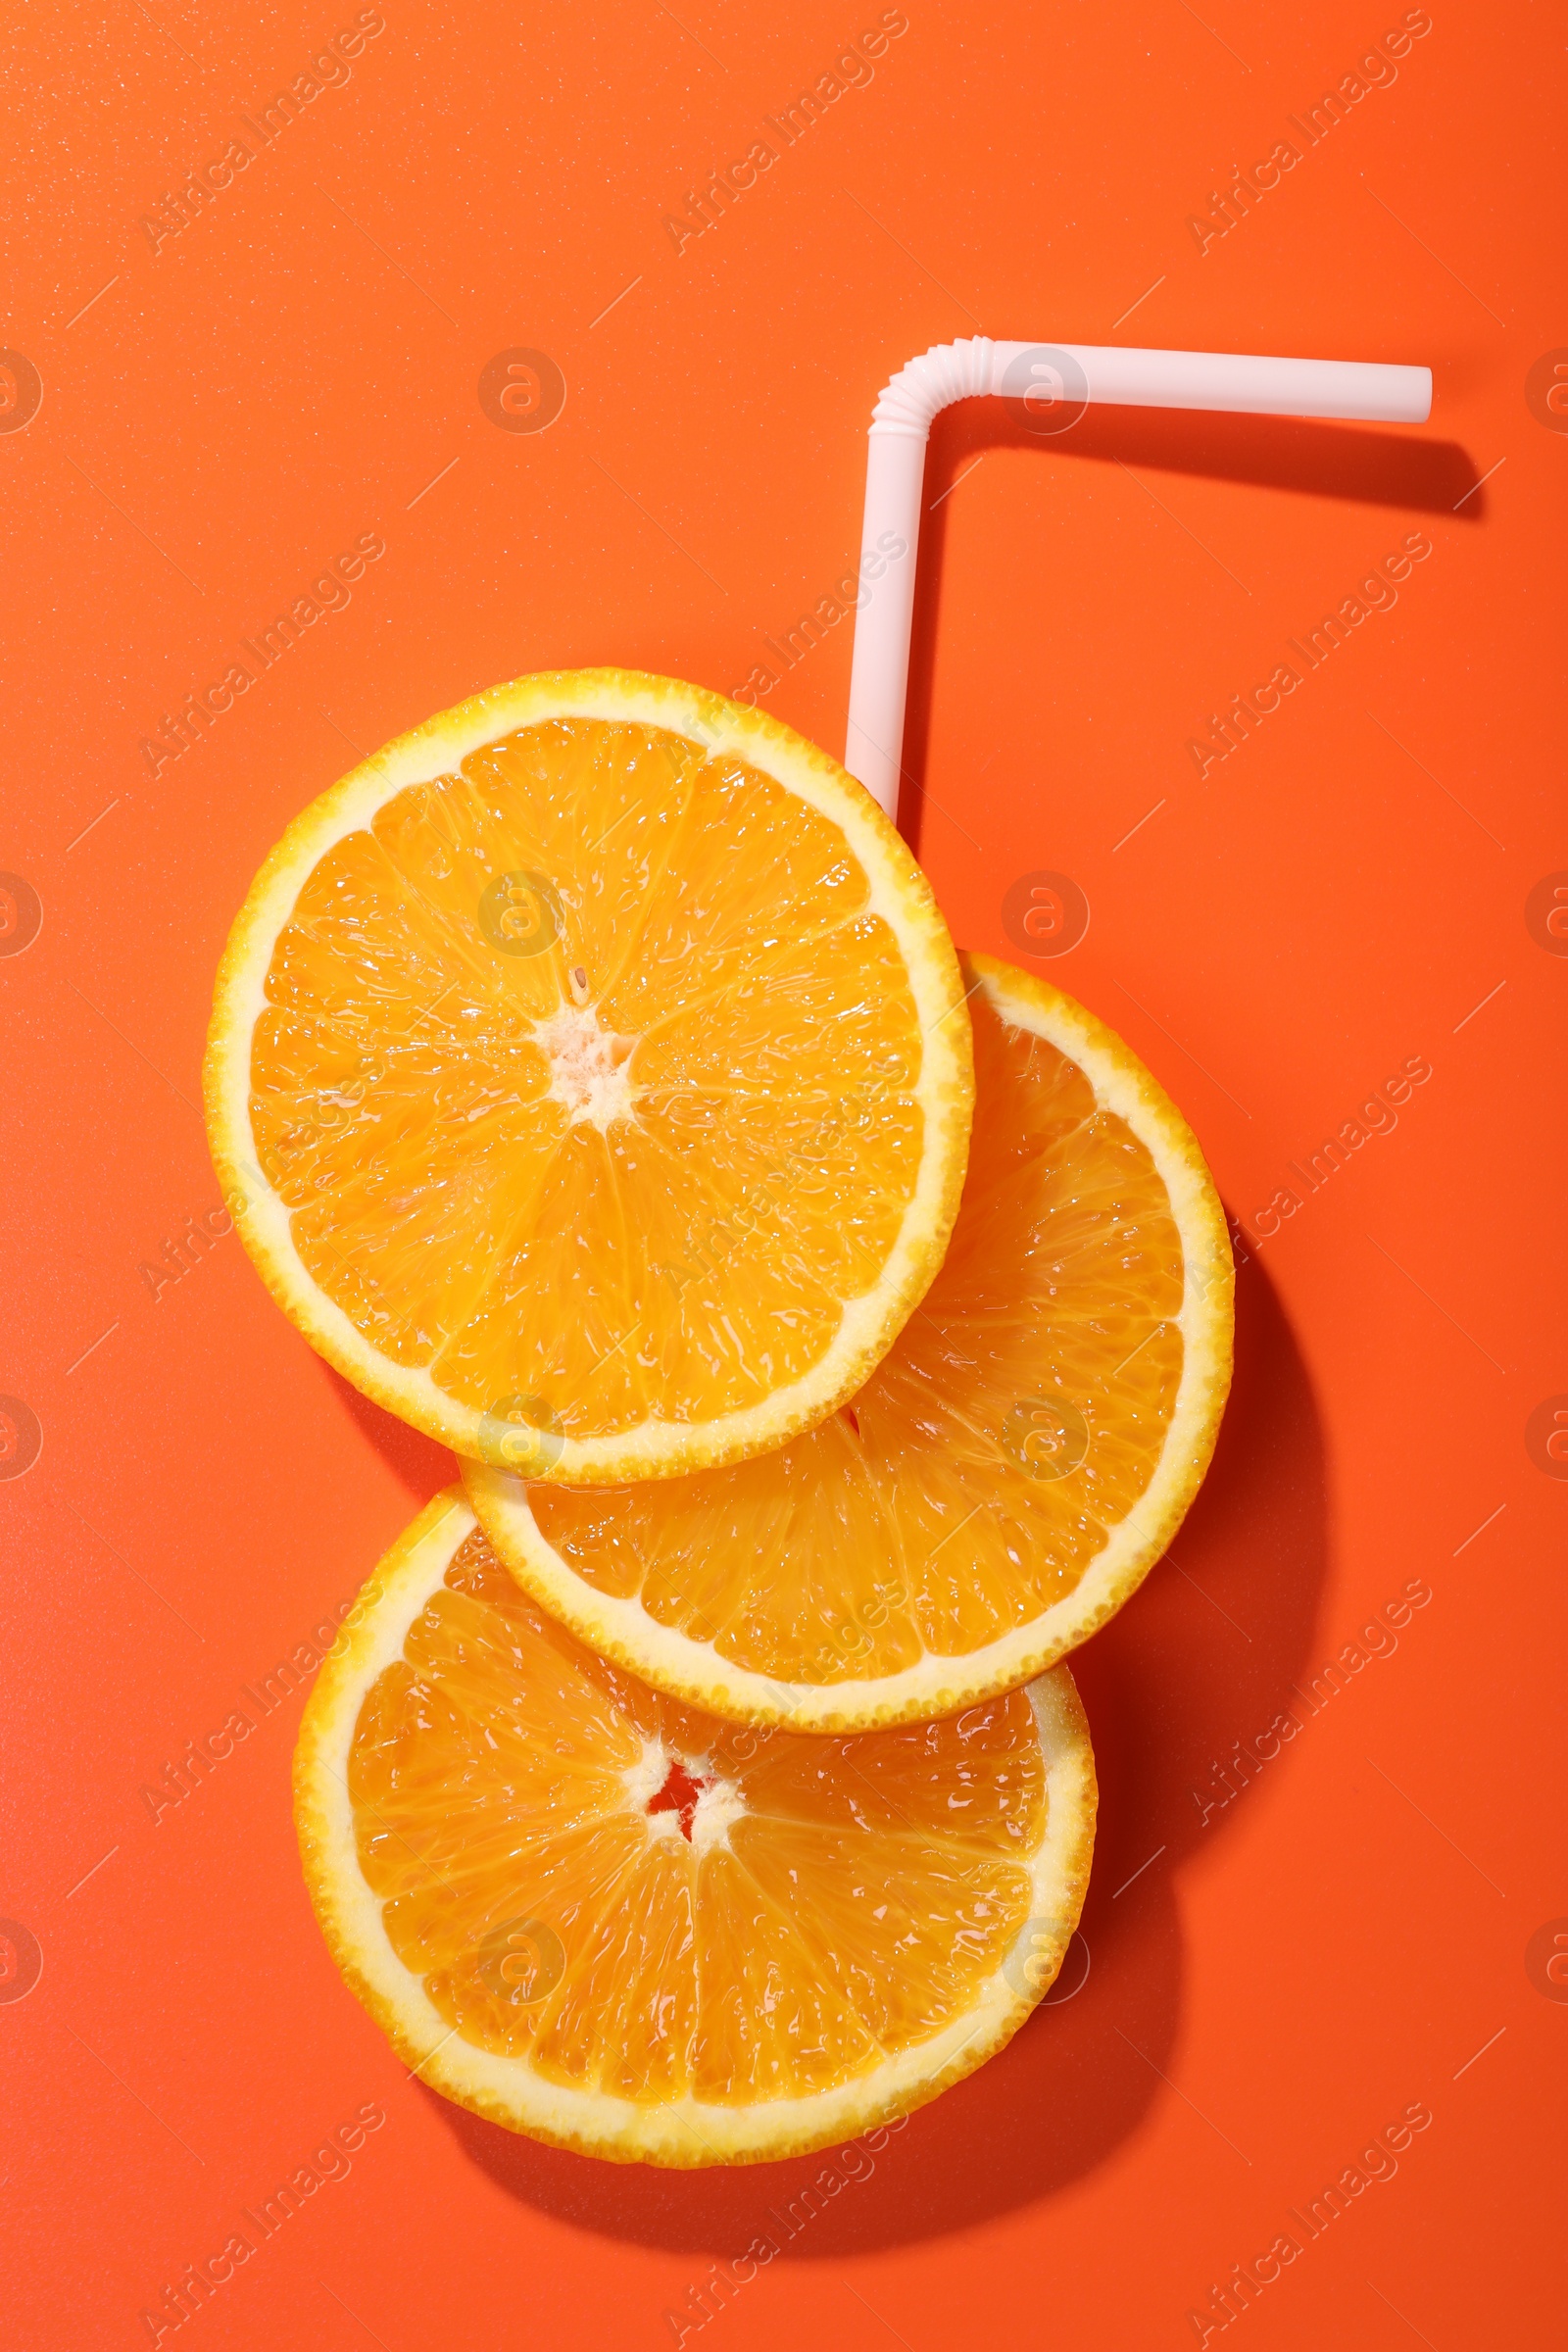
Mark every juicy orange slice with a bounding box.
[466,954,1234,1729]
[205,671,971,1482]
[295,1490,1096,2166]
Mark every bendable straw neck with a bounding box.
[844,337,1433,820]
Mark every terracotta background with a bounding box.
[2,1,1563,2345]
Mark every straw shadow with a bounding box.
[319,1360,456,1501]
[899,399,1480,855]
[432,1246,1325,2252]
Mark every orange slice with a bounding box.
[205,671,971,1482]
[295,1490,1096,2167]
[466,954,1234,1729]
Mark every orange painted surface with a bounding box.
[1,2,1562,2346]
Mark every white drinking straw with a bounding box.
[844,337,1433,817]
